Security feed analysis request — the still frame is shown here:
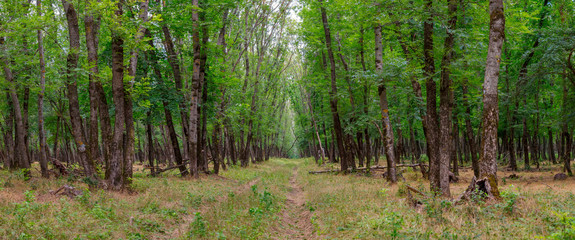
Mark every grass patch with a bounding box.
[0,159,571,239]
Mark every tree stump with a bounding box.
[455,176,495,204]
[554,173,568,181]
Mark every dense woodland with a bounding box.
[0,0,574,200]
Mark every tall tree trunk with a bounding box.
[189,0,201,177]
[146,30,188,177]
[549,128,556,164]
[37,0,49,178]
[360,27,372,169]
[561,71,573,175]
[1,38,30,176]
[462,79,480,176]
[62,0,96,179]
[146,29,188,176]
[437,0,458,197]
[162,24,189,160]
[319,0,348,173]
[85,3,101,171]
[479,0,505,199]
[198,10,210,173]
[147,111,155,176]
[423,0,441,192]
[108,0,127,189]
[374,24,397,183]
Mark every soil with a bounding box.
[275,167,315,239]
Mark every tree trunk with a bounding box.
[1,38,30,176]
[561,71,573,175]
[198,11,210,173]
[145,29,188,176]
[37,0,49,178]
[319,0,348,173]
[146,111,155,176]
[162,24,189,161]
[423,0,441,192]
[437,0,458,197]
[374,24,397,183]
[108,0,127,189]
[479,0,505,199]
[62,0,96,179]
[85,3,101,172]
[189,0,201,177]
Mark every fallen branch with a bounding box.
[151,161,190,175]
[308,169,340,174]
[405,184,428,198]
[50,157,68,176]
[50,185,83,198]
[308,164,428,174]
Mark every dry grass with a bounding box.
[300,158,575,239]
[0,159,573,239]
[0,160,296,239]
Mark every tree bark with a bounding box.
[146,111,155,176]
[319,0,348,173]
[161,24,189,160]
[85,2,101,171]
[62,0,96,179]
[374,24,397,183]
[1,38,30,176]
[189,0,201,177]
[108,0,127,189]
[479,0,505,199]
[37,0,49,178]
[423,0,441,193]
[437,0,458,197]
[146,29,188,177]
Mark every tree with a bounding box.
[319,0,349,173]
[374,22,397,183]
[479,0,506,199]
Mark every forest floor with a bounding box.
[0,158,574,239]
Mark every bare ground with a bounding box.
[274,167,315,240]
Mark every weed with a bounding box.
[135,218,165,233]
[82,177,99,188]
[160,208,179,219]
[386,212,404,239]
[184,192,203,209]
[127,232,147,240]
[378,188,389,197]
[90,204,114,221]
[549,212,575,239]
[216,231,227,240]
[500,186,520,214]
[141,201,160,213]
[77,189,92,206]
[471,188,488,205]
[15,169,31,181]
[189,212,208,238]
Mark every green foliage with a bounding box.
[500,185,520,215]
[184,192,204,209]
[188,212,208,238]
[549,212,575,239]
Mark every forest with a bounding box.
[0,0,574,239]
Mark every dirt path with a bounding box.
[275,167,315,239]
